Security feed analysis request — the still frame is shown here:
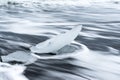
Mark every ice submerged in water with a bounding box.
[1,25,82,63]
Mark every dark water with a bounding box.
[0,1,120,80]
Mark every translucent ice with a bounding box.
[30,25,82,54]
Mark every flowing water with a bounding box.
[0,0,120,80]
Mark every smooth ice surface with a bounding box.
[1,51,37,64]
[30,25,82,54]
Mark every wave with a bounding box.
[0,63,28,80]
[0,0,91,7]
[0,0,120,10]
[0,0,120,5]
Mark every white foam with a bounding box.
[0,63,28,80]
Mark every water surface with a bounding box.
[0,0,120,80]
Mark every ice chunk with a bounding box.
[1,51,37,64]
[30,25,82,54]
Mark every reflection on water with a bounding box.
[0,0,120,80]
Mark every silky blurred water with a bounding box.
[0,0,120,80]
